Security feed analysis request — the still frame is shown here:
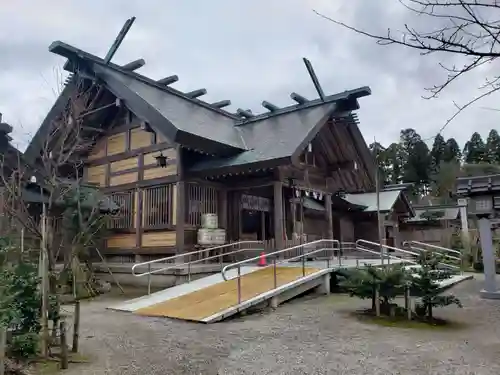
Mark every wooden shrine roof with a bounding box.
[25,40,373,179]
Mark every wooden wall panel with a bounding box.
[107,133,126,155]
[110,157,139,173]
[110,172,138,186]
[143,148,176,166]
[86,165,106,186]
[143,165,176,180]
[88,138,106,160]
[106,233,136,248]
[130,127,152,150]
[142,231,176,247]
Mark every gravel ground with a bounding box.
[61,274,500,375]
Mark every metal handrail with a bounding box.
[409,245,461,261]
[222,239,340,280]
[403,240,462,256]
[402,240,463,273]
[355,239,419,265]
[131,240,264,294]
[221,239,341,304]
[341,243,419,267]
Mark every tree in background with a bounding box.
[442,138,461,164]
[400,129,431,198]
[463,132,486,164]
[430,134,446,176]
[485,129,500,164]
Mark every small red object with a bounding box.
[258,252,267,267]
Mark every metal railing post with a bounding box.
[187,254,192,283]
[301,246,306,277]
[147,264,151,295]
[237,265,242,304]
[273,257,277,289]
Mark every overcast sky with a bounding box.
[1,0,498,152]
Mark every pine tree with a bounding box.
[442,138,461,163]
[485,129,500,164]
[463,132,486,163]
[385,142,404,184]
[430,134,446,174]
[399,129,431,196]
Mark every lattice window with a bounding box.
[108,190,134,229]
[187,183,218,226]
[475,197,492,212]
[143,184,175,228]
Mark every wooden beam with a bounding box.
[290,92,308,104]
[157,75,179,85]
[273,181,284,250]
[236,108,254,118]
[325,193,334,239]
[211,100,231,108]
[121,59,146,71]
[303,58,325,101]
[185,88,207,99]
[262,101,280,112]
[104,17,136,64]
[81,126,105,133]
[175,145,186,258]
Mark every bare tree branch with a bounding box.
[314,0,500,136]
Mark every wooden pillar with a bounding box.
[175,146,185,258]
[218,189,228,230]
[273,181,284,250]
[325,193,333,239]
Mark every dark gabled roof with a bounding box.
[344,186,415,216]
[456,174,500,195]
[406,204,460,222]
[27,40,372,174]
[189,102,338,173]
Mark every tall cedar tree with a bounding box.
[485,129,500,164]
[463,132,486,164]
[400,129,431,197]
[442,138,462,164]
[430,134,446,174]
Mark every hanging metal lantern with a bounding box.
[155,152,168,168]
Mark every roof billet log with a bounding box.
[235,86,370,125]
[262,101,280,112]
[121,59,146,71]
[236,108,255,118]
[303,58,325,101]
[290,92,309,105]
[104,17,136,64]
[211,100,231,108]
[157,75,179,85]
[185,88,207,99]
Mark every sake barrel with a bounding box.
[212,229,226,245]
[197,228,215,245]
[202,213,218,229]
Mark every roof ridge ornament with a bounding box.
[103,17,136,65]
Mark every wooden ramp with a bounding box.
[135,266,320,322]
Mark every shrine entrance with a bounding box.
[240,193,272,241]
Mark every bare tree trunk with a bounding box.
[72,301,80,353]
[0,326,6,375]
[60,321,68,370]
